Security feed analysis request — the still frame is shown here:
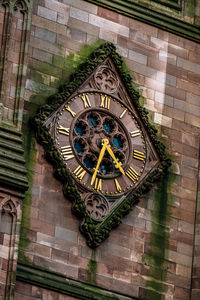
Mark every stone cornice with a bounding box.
[17,263,141,300]
[84,0,200,43]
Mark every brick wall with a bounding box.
[15,0,200,299]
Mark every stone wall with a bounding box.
[0,0,199,299]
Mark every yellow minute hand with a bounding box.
[106,144,125,175]
[91,139,109,186]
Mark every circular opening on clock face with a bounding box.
[103,118,115,133]
[72,109,131,177]
[75,120,87,136]
[87,112,100,128]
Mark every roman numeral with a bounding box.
[100,95,110,109]
[119,108,127,119]
[60,145,74,161]
[94,178,102,192]
[130,130,140,137]
[73,165,86,181]
[126,167,139,182]
[114,178,122,193]
[57,125,70,136]
[65,105,76,117]
[133,150,146,161]
[81,94,91,108]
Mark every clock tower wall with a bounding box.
[0,1,199,300]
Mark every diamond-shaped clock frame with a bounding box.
[33,43,171,248]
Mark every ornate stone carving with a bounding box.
[14,0,28,13]
[85,193,109,221]
[94,65,119,93]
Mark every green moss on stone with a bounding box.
[185,0,196,19]
[87,251,98,285]
[142,171,174,300]
[18,115,36,263]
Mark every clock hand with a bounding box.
[105,143,125,175]
[91,139,109,186]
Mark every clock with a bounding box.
[36,43,170,247]
[54,92,146,198]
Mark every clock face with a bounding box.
[53,92,147,197]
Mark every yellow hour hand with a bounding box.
[106,144,125,175]
[91,139,109,186]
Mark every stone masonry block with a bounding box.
[130,30,150,46]
[168,43,189,59]
[189,50,200,64]
[185,113,200,128]
[55,226,78,243]
[99,28,117,44]
[101,242,131,260]
[177,242,193,257]
[154,112,172,128]
[177,57,200,75]
[180,165,198,180]
[169,250,192,267]
[89,14,129,38]
[128,50,147,65]
[62,0,98,14]
[188,72,200,84]
[67,27,87,43]
[32,15,67,36]
[187,103,200,117]
[155,91,174,107]
[159,50,177,65]
[26,79,56,95]
[116,45,128,58]
[148,57,188,80]
[32,48,53,64]
[182,156,198,168]
[31,36,64,56]
[35,27,56,43]
[125,59,156,79]
[182,133,199,148]
[68,18,99,37]
[98,7,119,23]
[44,0,69,14]
[37,6,57,22]
[173,98,186,112]
[33,255,78,279]
[176,264,191,278]
[156,71,176,87]
[57,13,69,25]
[150,37,168,50]
[70,7,89,23]
[129,18,158,37]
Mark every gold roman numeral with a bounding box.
[60,145,74,161]
[119,108,127,119]
[65,105,76,117]
[133,150,146,161]
[126,167,139,182]
[114,178,122,193]
[130,130,140,137]
[94,178,102,192]
[73,165,86,181]
[57,125,70,136]
[100,95,110,109]
[81,94,91,108]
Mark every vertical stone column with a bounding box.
[0,0,32,129]
[0,195,22,299]
[0,1,31,299]
[191,146,200,300]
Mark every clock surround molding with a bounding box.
[33,42,171,248]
